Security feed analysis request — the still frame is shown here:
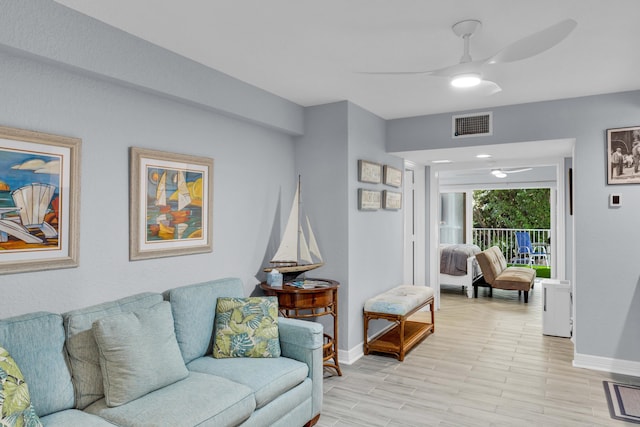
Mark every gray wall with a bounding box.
[387,91,640,364]
[295,101,404,352]
[0,1,298,316]
[0,0,303,136]
[2,0,638,367]
[346,102,404,351]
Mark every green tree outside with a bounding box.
[473,189,550,229]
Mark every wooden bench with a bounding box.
[363,285,434,361]
[474,246,536,303]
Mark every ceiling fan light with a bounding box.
[451,73,482,88]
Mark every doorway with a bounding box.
[399,139,573,309]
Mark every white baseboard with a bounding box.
[573,352,640,377]
[338,323,397,365]
[338,345,364,365]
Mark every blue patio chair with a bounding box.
[515,231,548,267]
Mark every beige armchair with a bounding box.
[474,246,536,303]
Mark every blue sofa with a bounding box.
[0,278,323,426]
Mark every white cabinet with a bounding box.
[542,279,572,338]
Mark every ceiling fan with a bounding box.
[491,167,533,178]
[364,18,577,94]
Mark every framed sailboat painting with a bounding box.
[129,147,213,260]
[0,125,81,274]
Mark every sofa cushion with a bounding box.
[84,372,255,427]
[364,285,434,316]
[63,292,164,409]
[475,246,507,285]
[188,355,308,409]
[213,297,281,358]
[0,345,43,427]
[0,312,74,417]
[92,302,189,407]
[40,409,116,427]
[164,278,244,363]
[494,266,536,291]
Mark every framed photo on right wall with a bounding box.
[607,126,640,185]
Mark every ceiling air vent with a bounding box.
[452,112,492,138]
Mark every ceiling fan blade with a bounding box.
[488,19,577,64]
[503,167,533,174]
[452,79,502,95]
[477,79,502,95]
[428,60,485,77]
[357,70,435,75]
[358,59,485,77]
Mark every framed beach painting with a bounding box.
[0,125,81,274]
[129,147,213,260]
[607,126,640,185]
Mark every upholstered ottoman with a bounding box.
[363,286,434,361]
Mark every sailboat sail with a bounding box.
[271,181,300,264]
[298,226,312,265]
[155,172,167,207]
[177,171,192,210]
[306,216,323,262]
[268,178,323,276]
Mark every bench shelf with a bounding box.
[364,297,434,361]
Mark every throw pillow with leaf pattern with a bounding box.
[213,297,281,358]
[0,346,43,427]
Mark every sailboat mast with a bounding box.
[296,175,301,263]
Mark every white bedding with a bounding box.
[439,244,483,298]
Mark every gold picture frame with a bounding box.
[0,125,81,274]
[129,147,213,260]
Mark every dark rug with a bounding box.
[604,381,640,424]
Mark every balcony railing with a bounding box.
[472,228,550,262]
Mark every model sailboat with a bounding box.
[265,178,323,279]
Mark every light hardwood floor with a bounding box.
[318,283,639,426]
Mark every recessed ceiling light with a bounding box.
[476,154,492,158]
[432,160,452,164]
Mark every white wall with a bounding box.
[387,91,640,373]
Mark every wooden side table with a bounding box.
[260,279,342,376]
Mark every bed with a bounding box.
[439,244,483,298]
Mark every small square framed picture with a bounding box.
[358,160,382,184]
[358,189,381,210]
[382,191,402,210]
[383,165,402,187]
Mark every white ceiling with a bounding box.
[52,0,636,179]
[54,0,640,120]
[398,139,573,186]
